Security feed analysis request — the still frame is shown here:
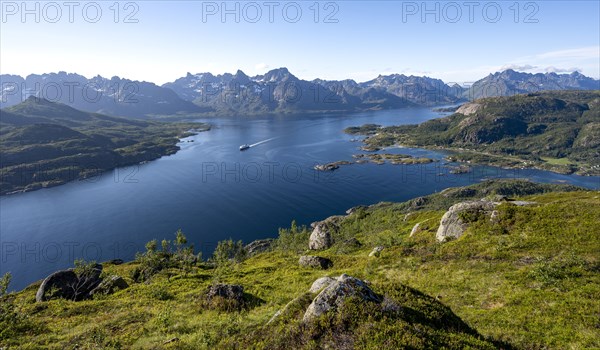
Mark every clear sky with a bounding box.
[1,1,599,85]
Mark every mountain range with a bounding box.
[1,69,598,118]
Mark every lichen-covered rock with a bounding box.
[309,216,342,250]
[436,200,497,242]
[303,274,381,322]
[346,205,367,215]
[299,255,333,270]
[456,102,482,116]
[36,264,103,302]
[267,293,314,325]
[205,283,244,301]
[244,239,274,256]
[369,246,384,257]
[203,283,246,311]
[410,222,421,237]
[90,275,129,296]
[309,276,337,293]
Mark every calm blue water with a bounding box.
[1,108,599,291]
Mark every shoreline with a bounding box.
[0,125,211,197]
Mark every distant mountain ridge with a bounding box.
[0,72,205,118]
[162,67,419,114]
[465,69,600,100]
[2,69,598,117]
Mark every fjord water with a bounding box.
[1,108,599,291]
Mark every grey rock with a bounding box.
[299,255,333,270]
[36,264,103,302]
[90,275,129,296]
[436,200,498,242]
[369,246,385,257]
[244,239,274,256]
[205,283,244,302]
[510,201,537,206]
[490,210,500,223]
[309,216,343,250]
[309,276,337,293]
[303,274,381,322]
[346,205,367,215]
[409,222,421,237]
[409,196,429,209]
[267,293,314,325]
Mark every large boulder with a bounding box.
[36,264,103,302]
[299,256,333,270]
[90,275,129,296]
[303,274,382,322]
[203,283,246,311]
[436,200,497,242]
[244,239,274,256]
[308,276,337,293]
[309,216,343,250]
[205,283,244,301]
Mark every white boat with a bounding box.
[239,144,250,151]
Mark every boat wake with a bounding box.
[249,137,277,148]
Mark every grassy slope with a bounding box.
[346,91,600,175]
[4,181,599,349]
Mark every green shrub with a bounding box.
[212,239,247,267]
[275,220,310,253]
[132,229,198,282]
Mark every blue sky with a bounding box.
[1,1,599,84]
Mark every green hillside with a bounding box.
[346,91,600,175]
[2,180,598,349]
[0,97,208,195]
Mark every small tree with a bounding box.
[212,239,247,267]
[175,229,187,247]
[133,229,199,281]
[145,239,158,253]
[0,272,11,297]
[161,239,170,254]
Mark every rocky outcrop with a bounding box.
[267,293,314,325]
[90,275,129,296]
[346,205,368,215]
[314,161,352,171]
[456,102,481,116]
[299,256,333,270]
[203,283,246,311]
[410,222,421,237]
[369,246,384,257]
[309,216,343,250]
[309,277,337,293]
[205,283,244,301]
[303,274,382,322]
[36,264,103,302]
[105,259,124,265]
[244,239,274,256]
[436,200,497,242]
